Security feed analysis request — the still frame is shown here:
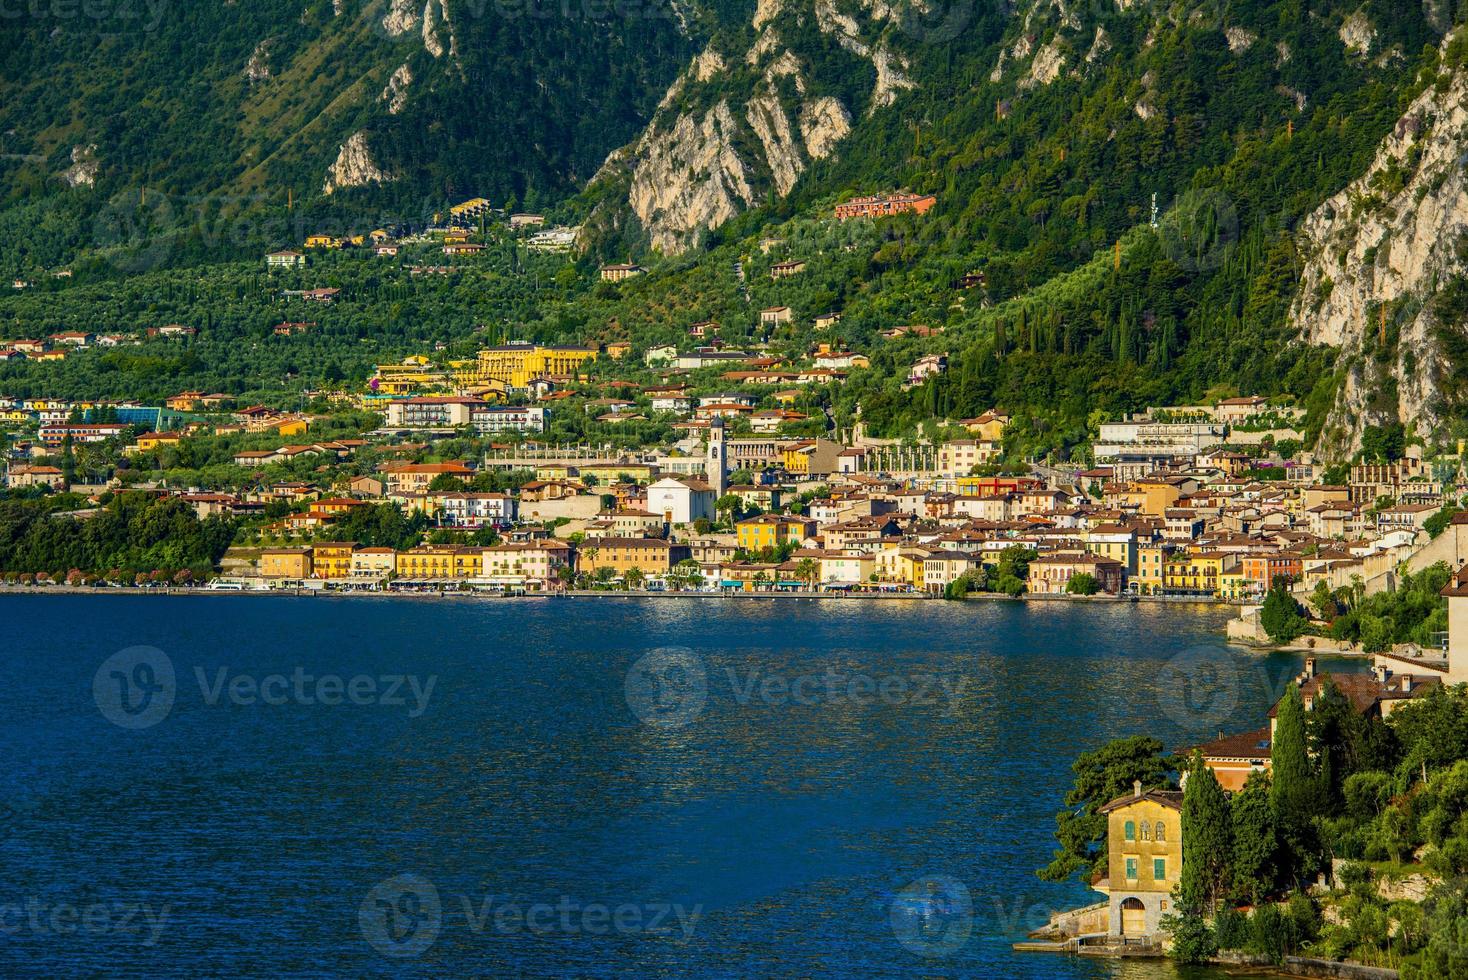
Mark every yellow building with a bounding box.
[736,515,814,552]
[959,411,1010,441]
[1098,785,1183,940]
[260,548,313,579]
[272,417,310,437]
[394,545,481,580]
[134,431,183,452]
[348,547,396,579]
[457,344,599,390]
[535,464,577,481]
[1134,543,1172,595]
[577,538,681,577]
[578,462,656,484]
[781,444,813,475]
[893,549,928,590]
[372,356,451,395]
[310,542,357,579]
[1163,552,1237,596]
[304,234,339,249]
[1126,479,1185,517]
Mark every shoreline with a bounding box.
[0,582,1234,607]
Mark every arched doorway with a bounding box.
[1120,897,1146,937]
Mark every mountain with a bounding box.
[1,0,1466,460]
[1291,32,1468,458]
[0,0,694,265]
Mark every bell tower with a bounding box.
[708,416,728,497]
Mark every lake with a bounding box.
[0,594,1309,977]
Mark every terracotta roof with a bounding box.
[1191,727,1272,761]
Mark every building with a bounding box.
[383,397,546,434]
[760,306,792,327]
[394,545,481,580]
[266,250,305,269]
[39,423,128,448]
[921,550,982,594]
[349,547,396,579]
[577,538,688,578]
[599,263,644,282]
[1193,728,1272,792]
[647,476,716,525]
[260,548,313,579]
[5,465,65,490]
[833,193,937,221]
[906,353,948,386]
[770,260,806,279]
[310,542,358,579]
[381,461,476,494]
[1096,784,1183,941]
[707,416,728,498]
[737,515,815,552]
[938,439,1001,475]
[1026,553,1125,594]
[480,540,572,589]
[438,492,516,528]
[457,343,598,390]
[1094,419,1227,463]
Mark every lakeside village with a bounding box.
[6,204,1468,977]
[3,368,1466,605]
[0,196,1465,628]
[3,316,1468,617]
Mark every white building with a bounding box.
[647,476,716,525]
[438,493,517,528]
[1094,419,1226,462]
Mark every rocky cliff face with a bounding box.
[1290,44,1468,456]
[323,132,393,195]
[592,0,913,254]
[590,0,1141,253]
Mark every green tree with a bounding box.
[1066,572,1099,595]
[1230,770,1277,904]
[1270,684,1322,883]
[1261,577,1306,644]
[1039,736,1176,883]
[1179,752,1232,914]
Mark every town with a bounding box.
[1,340,1460,610]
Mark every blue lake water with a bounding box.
[0,595,1310,977]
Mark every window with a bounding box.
[1154,858,1166,881]
[1123,820,1135,841]
[1140,822,1151,842]
[1155,822,1166,842]
[1125,858,1138,881]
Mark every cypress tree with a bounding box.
[1230,770,1277,905]
[1269,683,1322,882]
[1181,752,1232,914]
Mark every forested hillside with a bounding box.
[1,0,1465,460]
[0,0,694,270]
